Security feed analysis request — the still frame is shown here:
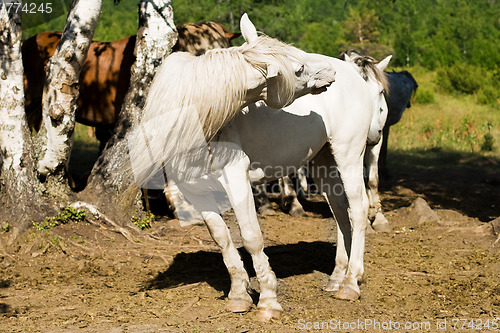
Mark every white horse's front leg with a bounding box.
[220,157,282,320]
[312,145,367,301]
[364,139,391,232]
[179,187,252,312]
[310,149,349,294]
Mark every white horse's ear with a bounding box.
[344,53,354,64]
[266,63,279,79]
[240,13,257,43]
[377,55,392,71]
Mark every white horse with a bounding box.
[254,53,392,232]
[128,13,336,188]
[136,52,391,321]
[211,54,391,319]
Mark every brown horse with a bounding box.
[23,21,240,148]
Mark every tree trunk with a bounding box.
[36,0,103,184]
[82,0,177,222]
[0,1,44,230]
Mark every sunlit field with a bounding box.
[388,67,499,158]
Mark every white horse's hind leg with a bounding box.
[220,157,282,320]
[311,145,368,300]
[364,140,391,232]
[180,188,252,312]
[279,176,306,217]
[165,180,204,223]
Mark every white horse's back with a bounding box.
[226,57,375,183]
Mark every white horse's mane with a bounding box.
[341,50,390,93]
[129,35,304,186]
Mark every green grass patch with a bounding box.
[33,206,86,231]
[132,212,155,230]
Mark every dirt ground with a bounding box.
[1,164,499,332]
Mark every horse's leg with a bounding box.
[164,180,203,223]
[179,186,253,312]
[95,128,112,153]
[253,183,275,216]
[219,157,282,320]
[379,125,390,179]
[279,175,306,217]
[364,139,391,232]
[309,147,349,294]
[311,144,367,300]
[297,166,309,197]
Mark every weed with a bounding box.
[2,222,10,232]
[50,236,64,250]
[415,86,435,104]
[481,122,495,152]
[132,212,154,230]
[70,234,85,244]
[33,206,86,230]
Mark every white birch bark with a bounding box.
[85,0,176,201]
[37,0,103,176]
[0,1,40,228]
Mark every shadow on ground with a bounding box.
[145,241,336,295]
[383,148,500,221]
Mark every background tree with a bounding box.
[36,0,103,197]
[81,0,177,224]
[0,0,176,233]
[0,0,43,232]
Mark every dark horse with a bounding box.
[381,70,418,175]
[22,22,240,150]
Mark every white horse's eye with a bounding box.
[295,64,305,75]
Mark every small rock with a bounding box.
[409,197,440,226]
[489,217,500,236]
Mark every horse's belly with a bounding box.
[232,104,328,182]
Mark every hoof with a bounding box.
[325,279,340,292]
[258,207,276,216]
[256,308,282,322]
[372,212,392,232]
[334,286,360,301]
[289,207,306,217]
[227,299,252,313]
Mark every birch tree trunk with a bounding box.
[0,1,44,230]
[82,0,177,222]
[36,0,103,184]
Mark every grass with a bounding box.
[388,66,499,157]
[33,206,86,230]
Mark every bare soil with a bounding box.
[1,169,499,332]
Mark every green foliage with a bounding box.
[481,122,495,152]
[132,212,154,230]
[415,87,435,104]
[437,63,482,95]
[33,206,86,230]
[388,66,499,156]
[2,222,10,232]
[437,63,499,104]
[20,0,500,72]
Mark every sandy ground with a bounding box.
[1,177,499,332]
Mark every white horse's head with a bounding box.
[240,14,336,109]
[344,52,391,145]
